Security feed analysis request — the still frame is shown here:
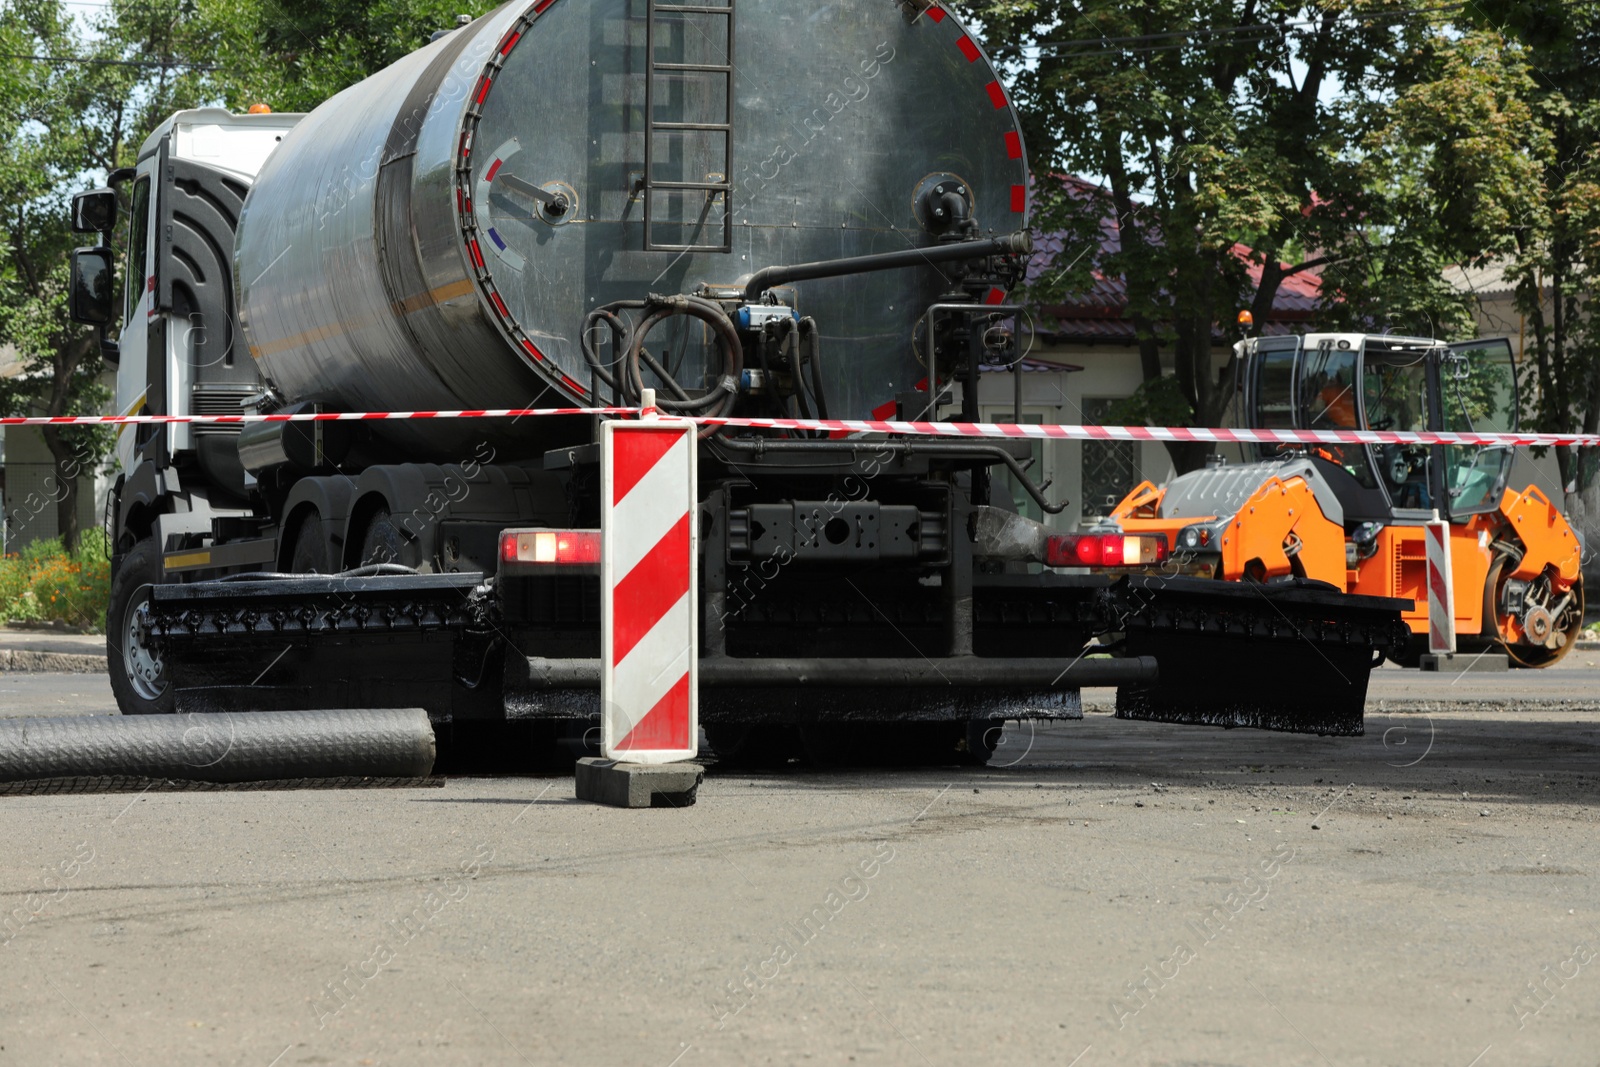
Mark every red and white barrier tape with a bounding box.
[704,415,1600,449]
[0,407,635,427]
[4,407,1599,449]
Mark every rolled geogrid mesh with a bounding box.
[0,709,435,783]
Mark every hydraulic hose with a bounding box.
[800,316,827,420]
[624,294,743,419]
[581,307,633,393]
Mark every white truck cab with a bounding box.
[112,109,303,477]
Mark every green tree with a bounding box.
[954,1,1481,471]
[0,0,496,552]
[1441,4,1600,506]
[0,0,122,551]
[199,0,498,113]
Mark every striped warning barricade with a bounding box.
[1424,516,1457,655]
[600,414,699,764]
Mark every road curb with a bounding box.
[0,650,107,673]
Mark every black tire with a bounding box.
[959,720,1001,766]
[288,513,333,574]
[357,507,423,569]
[106,538,175,715]
[1387,635,1427,669]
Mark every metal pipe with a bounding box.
[515,655,1157,688]
[742,231,1033,301]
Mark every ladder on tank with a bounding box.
[643,0,734,253]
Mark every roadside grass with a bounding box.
[0,534,112,632]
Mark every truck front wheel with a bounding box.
[106,539,175,715]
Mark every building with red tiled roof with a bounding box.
[971,177,1329,532]
[1024,177,1327,344]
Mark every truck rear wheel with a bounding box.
[357,507,423,569]
[288,513,334,574]
[106,539,175,715]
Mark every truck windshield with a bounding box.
[1361,349,1429,432]
[1442,339,1517,515]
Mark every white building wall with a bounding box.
[0,426,108,553]
[967,345,1244,532]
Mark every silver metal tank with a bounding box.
[236,0,1028,457]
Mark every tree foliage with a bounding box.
[953,1,1552,472]
[199,0,498,113]
[0,0,479,549]
[1439,2,1600,494]
[0,0,167,550]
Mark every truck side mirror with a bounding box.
[69,247,116,326]
[72,188,118,234]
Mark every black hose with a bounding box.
[581,308,628,392]
[637,347,695,403]
[214,562,421,582]
[0,709,436,783]
[783,320,814,421]
[800,316,827,420]
[625,295,743,416]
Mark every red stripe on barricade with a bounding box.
[611,513,691,666]
[615,672,692,752]
[612,430,682,505]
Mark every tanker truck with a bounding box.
[64,0,1408,759]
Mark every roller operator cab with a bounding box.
[66,2,1411,749]
[1099,333,1586,666]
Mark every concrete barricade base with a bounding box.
[1419,652,1510,673]
[574,757,705,808]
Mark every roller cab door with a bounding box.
[1440,337,1518,520]
[1245,335,1301,460]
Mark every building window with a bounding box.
[1081,397,1138,520]
[981,407,1056,524]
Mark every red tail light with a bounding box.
[1045,533,1169,568]
[500,529,601,565]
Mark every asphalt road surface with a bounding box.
[1,660,1598,1066]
